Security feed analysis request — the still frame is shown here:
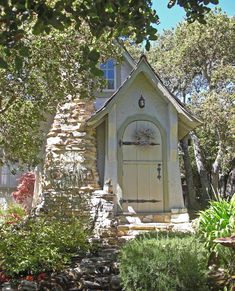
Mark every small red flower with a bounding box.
[25,275,34,281]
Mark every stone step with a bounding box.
[117,222,193,239]
[117,211,190,224]
[118,222,173,231]
[117,222,174,237]
[116,212,172,224]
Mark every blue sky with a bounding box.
[152,0,235,33]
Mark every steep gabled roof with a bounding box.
[122,47,136,68]
[88,55,201,139]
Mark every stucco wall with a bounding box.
[103,72,184,212]
[116,73,169,132]
[96,121,106,187]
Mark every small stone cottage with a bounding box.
[34,51,201,227]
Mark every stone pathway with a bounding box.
[75,247,121,291]
[25,245,121,291]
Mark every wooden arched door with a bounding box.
[121,120,163,213]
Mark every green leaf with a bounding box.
[167,0,176,9]
[88,50,100,62]
[149,34,158,41]
[15,56,23,71]
[145,40,151,51]
[210,0,219,4]
[105,3,114,13]
[49,17,64,31]
[91,66,103,77]
[20,46,30,57]
[0,57,8,69]
[33,20,44,35]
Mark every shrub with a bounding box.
[0,204,26,226]
[120,232,209,291]
[197,195,235,278]
[0,216,89,277]
[197,195,235,251]
[12,172,35,211]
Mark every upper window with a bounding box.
[100,59,116,91]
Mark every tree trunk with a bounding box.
[190,132,211,203]
[180,136,200,210]
[211,141,223,196]
[223,159,235,198]
[226,167,235,197]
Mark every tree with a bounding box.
[0,0,157,167]
[167,0,220,23]
[0,0,219,70]
[0,0,217,47]
[0,25,122,166]
[0,0,220,118]
[0,0,159,69]
[0,0,220,167]
[147,9,235,207]
[0,1,160,135]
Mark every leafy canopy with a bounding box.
[0,0,219,69]
[0,25,121,166]
[0,0,160,69]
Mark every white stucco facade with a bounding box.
[89,55,201,214]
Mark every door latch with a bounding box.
[157,163,161,180]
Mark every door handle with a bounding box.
[157,163,161,180]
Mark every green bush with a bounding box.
[197,195,235,277]
[120,232,209,291]
[197,195,235,251]
[0,216,89,276]
[0,204,26,225]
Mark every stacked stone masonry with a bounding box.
[43,98,100,193]
[36,97,117,242]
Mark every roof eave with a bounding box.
[178,113,202,139]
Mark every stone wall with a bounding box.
[43,98,99,189]
[35,97,117,241]
[35,98,100,217]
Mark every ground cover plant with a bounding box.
[120,232,209,291]
[0,215,89,280]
